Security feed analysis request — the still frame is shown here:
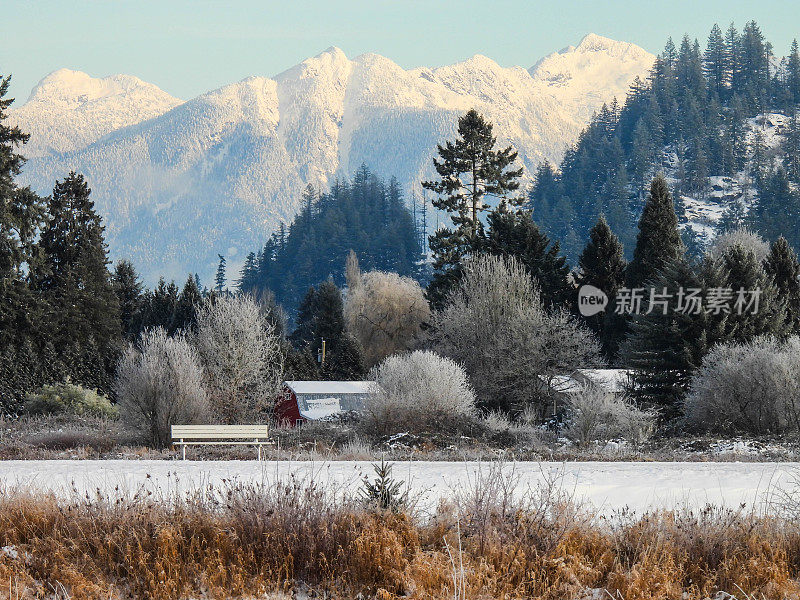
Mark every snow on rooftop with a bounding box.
[578,369,633,394]
[285,381,375,395]
[540,369,633,394]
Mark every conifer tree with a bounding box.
[215,254,227,293]
[140,277,178,333]
[764,236,800,333]
[750,167,800,248]
[0,75,43,350]
[721,244,789,342]
[575,215,628,357]
[704,24,728,98]
[423,109,523,307]
[290,280,365,379]
[112,260,144,340]
[173,274,203,332]
[237,251,257,291]
[622,257,728,418]
[784,110,800,183]
[788,39,800,105]
[626,176,684,287]
[33,172,120,392]
[0,74,47,411]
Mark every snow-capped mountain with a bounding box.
[11,69,182,157]
[10,34,654,283]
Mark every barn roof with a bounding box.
[284,381,376,395]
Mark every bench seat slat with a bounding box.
[173,434,264,440]
[173,441,269,446]
[172,425,267,434]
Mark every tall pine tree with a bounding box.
[423,109,523,307]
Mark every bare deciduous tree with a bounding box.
[115,327,209,448]
[431,254,600,418]
[362,350,476,436]
[193,295,284,423]
[344,268,430,368]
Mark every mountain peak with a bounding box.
[10,69,182,157]
[576,33,621,52]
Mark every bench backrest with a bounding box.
[171,425,269,440]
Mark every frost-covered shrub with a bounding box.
[362,350,476,437]
[192,295,284,423]
[685,336,800,434]
[116,327,209,448]
[564,385,656,445]
[708,228,770,263]
[24,381,118,419]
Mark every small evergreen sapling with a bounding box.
[359,459,408,512]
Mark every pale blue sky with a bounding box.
[4,0,800,102]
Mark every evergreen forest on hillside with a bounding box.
[530,21,800,260]
[238,167,426,322]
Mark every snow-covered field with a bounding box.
[1,460,797,517]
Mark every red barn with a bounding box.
[275,381,375,426]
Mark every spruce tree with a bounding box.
[237,251,258,291]
[173,274,203,332]
[140,277,178,333]
[0,76,43,350]
[0,74,48,411]
[111,260,144,340]
[721,244,789,342]
[575,215,628,358]
[626,176,684,287]
[784,110,800,184]
[704,24,728,98]
[33,172,121,392]
[750,167,800,248]
[788,39,800,105]
[764,236,800,333]
[622,257,728,418]
[423,109,523,307]
[290,280,365,379]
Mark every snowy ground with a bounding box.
[1,460,797,517]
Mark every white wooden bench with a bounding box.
[171,425,269,460]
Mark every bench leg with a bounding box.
[257,442,262,461]
[182,442,186,461]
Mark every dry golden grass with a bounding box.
[0,475,798,600]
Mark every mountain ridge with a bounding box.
[10,35,655,284]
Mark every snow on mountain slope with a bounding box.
[668,113,789,245]
[13,37,654,284]
[10,69,182,157]
[530,33,654,123]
